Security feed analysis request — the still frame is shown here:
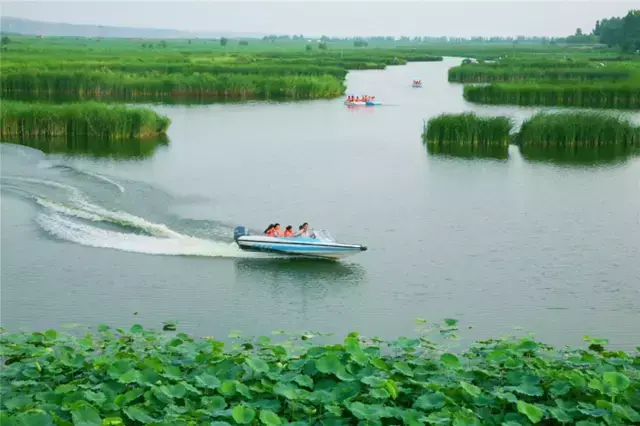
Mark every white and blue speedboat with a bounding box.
[233,226,367,260]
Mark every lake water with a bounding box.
[2,58,639,348]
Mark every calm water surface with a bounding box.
[2,58,639,348]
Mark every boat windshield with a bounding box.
[310,229,335,242]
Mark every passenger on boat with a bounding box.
[284,225,294,237]
[263,224,274,235]
[272,223,282,237]
[294,222,314,238]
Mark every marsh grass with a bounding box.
[448,66,630,83]
[515,112,640,148]
[423,113,513,146]
[463,83,640,109]
[0,101,170,140]
[0,71,346,102]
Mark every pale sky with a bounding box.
[0,0,636,38]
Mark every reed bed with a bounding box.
[1,62,350,79]
[0,71,346,102]
[487,59,594,69]
[515,112,640,148]
[423,113,513,146]
[463,83,640,109]
[0,101,171,140]
[448,66,629,83]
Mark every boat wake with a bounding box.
[0,156,276,259]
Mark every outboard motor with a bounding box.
[233,226,249,242]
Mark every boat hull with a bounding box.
[233,227,367,260]
[412,84,422,88]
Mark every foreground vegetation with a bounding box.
[0,101,170,140]
[1,322,638,425]
[423,113,513,146]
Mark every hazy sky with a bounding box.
[1,1,636,37]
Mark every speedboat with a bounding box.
[412,82,423,88]
[233,226,367,260]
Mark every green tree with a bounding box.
[318,41,328,50]
[593,11,640,51]
[305,44,312,52]
[220,37,228,47]
[1,35,10,45]
[620,10,640,52]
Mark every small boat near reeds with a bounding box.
[344,95,381,106]
[233,226,367,260]
[412,80,423,88]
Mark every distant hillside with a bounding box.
[0,16,267,39]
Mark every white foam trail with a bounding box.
[3,175,175,238]
[69,168,126,193]
[36,198,104,222]
[36,212,274,258]
[3,172,280,259]
[1,176,83,200]
[76,199,184,238]
[18,165,125,193]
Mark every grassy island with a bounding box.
[0,101,170,140]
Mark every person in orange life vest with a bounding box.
[284,225,294,237]
[271,223,282,237]
[263,224,274,235]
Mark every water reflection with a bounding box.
[520,145,640,166]
[424,142,509,160]
[234,258,366,286]
[1,135,169,160]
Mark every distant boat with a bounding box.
[412,81,423,88]
[344,97,381,106]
